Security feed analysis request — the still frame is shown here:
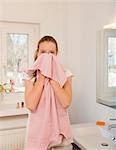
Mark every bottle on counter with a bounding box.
[21,101,24,108]
[16,102,20,109]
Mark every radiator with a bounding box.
[0,127,26,150]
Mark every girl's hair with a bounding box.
[32,35,58,82]
[34,35,58,61]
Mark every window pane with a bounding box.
[108,37,116,87]
[7,33,29,92]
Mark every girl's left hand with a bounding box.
[50,78,72,109]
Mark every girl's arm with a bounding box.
[50,77,72,109]
[24,74,45,112]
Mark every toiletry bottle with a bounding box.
[21,101,24,108]
[16,102,20,109]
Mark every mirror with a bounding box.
[96,23,116,108]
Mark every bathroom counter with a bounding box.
[0,104,28,131]
[71,123,116,150]
[0,104,29,117]
[0,107,28,117]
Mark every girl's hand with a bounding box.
[39,73,45,81]
[50,78,72,109]
[36,73,45,85]
[50,79,60,88]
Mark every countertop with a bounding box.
[0,104,29,117]
[71,123,116,150]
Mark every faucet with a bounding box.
[108,118,116,142]
[108,118,116,130]
[108,124,116,130]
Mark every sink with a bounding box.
[71,123,116,150]
[101,125,116,144]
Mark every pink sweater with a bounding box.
[24,53,73,150]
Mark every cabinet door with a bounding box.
[0,22,39,92]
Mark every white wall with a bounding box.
[67,1,116,123]
[0,0,116,124]
[0,1,70,112]
[0,1,68,65]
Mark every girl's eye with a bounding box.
[41,51,45,53]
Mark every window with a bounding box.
[6,33,29,91]
[0,21,39,92]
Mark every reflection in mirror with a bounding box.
[108,36,116,87]
[6,33,29,92]
[96,23,116,108]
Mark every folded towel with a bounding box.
[24,53,73,150]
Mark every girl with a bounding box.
[24,36,73,150]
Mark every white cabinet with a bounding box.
[0,114,28,150]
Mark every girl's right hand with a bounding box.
[37,73,45,85]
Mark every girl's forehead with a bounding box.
[39,41,56,50]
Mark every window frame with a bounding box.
[0,21,40,92]
[97,29,116,100]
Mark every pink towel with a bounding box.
[24,53,73,150]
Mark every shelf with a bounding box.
[97,97,116,108]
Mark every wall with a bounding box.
[0,0,70,106]
[0,0,116,124]
[67,1,116,123]
[0,0,68,65]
